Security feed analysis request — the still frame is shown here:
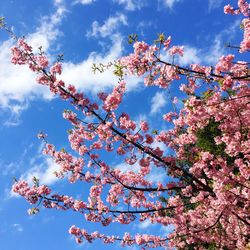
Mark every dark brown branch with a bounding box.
[43,195,195,214]
[155,55,250,81]
[232,212,250,227]
[86,151,184,192]
[193,211,224,233]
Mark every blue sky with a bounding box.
[0,0,244,249]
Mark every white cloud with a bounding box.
[169,19,240,67]
[178,46,201,65]
[0,6,66,125]
[138,219,153,229]
[115,160,167,184]
[27,6,66,51]
[61,34,141,93]
[113,0,145,11]
[0,40,51,125]
[1,99,29,127]
[54,0,64,7]
[145,140,169,184]
[9,156,61,199]
[115,161,140,173]
[161,0,182,9]
[202,37,223,65]
[1,143,33,177]
[150,92,167,115]
[174,40,223,66]
[87,13,127,38]
[202,19,241,65]
[150,140,168,153]
[7,145,60,198]
[208,0,223,11]
[164,41,221,66]
[182,19,241,66]
[20,158,60,186]
[171,39,224,67]
[191,21,239,65]
[137,219,174,235]
[160,224,175,235]
[0,8,141,127]
[1,0,237,129]
[74,0,96,5]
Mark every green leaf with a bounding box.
[226,89,236,96]
[32,176,39,186]
[0,17,5,28]
[128,33,138,44]
[113,64,124,77]
[152,129,158,135]
[27,207,40,215]
[218,79,224,86]
[202,90,214,99]
[154,33,165,44]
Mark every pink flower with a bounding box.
[240,18,250,53]
[36,55,49,68]
[163,36,172,49]
[145,134,154,144]
[224,4,235,14]
[103,82,126,111]
[50,62,62,75]
[140,121,149,132]
[169,46,184,56]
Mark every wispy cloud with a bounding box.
[115,161,140,173]
[168,19,241,67]
[61,34,141,93]
[170,40,221,66]
[87,13,127,38]
[0,5,140,127]
[161,0,182,9]
[178,46,201,65]
[202,19,241,64]
[1,161,22,177]
[137,219,174,236]
[1,100,29,127]
[115,160,167,184]
[1,143,33,177]
[208,0,223,12]
[5,143,60,198]
[73,0,96,5]
[160,224,175,235]
[0,40,47,125]
[113,0,146,11]
[8,156,60,199]
[202,37,223,65]
[150,92,168,115]
[0,6,66,125]
[27,3,66,52]
[137,219,152,229]
[19,157,60,186]
[173,38,225,66]
[53,0,65,7]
